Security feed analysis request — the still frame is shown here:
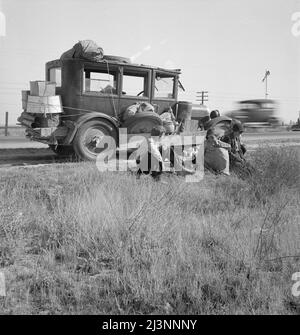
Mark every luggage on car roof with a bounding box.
[60,40,104,62]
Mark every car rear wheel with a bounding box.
[73,120,118,161]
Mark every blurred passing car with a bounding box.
[226,99,281,128]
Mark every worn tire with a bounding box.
[73,119,118,161]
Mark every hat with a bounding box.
[210,110,220,119]
[232,120,244,133]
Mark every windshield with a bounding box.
[154,72,175,98]
[240,101,275,109]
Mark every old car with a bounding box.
[19,56,211,161]
[226,99,281,128]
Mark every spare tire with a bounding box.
[122,112,163,134]
[103,55,131,63]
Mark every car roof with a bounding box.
[239,99,276,104]
[46,58,181,74]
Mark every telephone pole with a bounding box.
[5,111,8,136]
[196,91,208,104]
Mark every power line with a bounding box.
[196,91,208,104]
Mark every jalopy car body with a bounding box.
[19,57,212,161]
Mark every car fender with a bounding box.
[63,112,120,145]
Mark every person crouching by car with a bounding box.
[136,125,195,181]
[221,120,246,159]
[204,128,231,175]
[220,120,254,178]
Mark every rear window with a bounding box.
[83,68,118,94]
[49,67,61,87]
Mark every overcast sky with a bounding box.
[0,0,299,124]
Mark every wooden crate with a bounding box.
[30,81,56,96]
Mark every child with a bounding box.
[136,125,195,180]
[136,125,166,181]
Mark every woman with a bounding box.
[204,128,231,175]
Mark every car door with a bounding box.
[151,70,178,115]
[118,66,152,117]
[80,63,120,118]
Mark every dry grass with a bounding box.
[0,146,299,314]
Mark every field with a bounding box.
[0,127,26,137]
[0,146,300,315]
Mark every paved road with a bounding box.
[0,137,47,149]
[1,131,300,149]
[1,131,300,169]
[243,131,300,141]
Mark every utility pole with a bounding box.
[262,70,270,99]
[196,91,208,104]
[5,111,8,136]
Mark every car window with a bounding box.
[261,103,274,109]
[154,73,175,98]
[83,68,118,94]
[49,67,61,87]
[122,70,149,97]
[240,103,257,110]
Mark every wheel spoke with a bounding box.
[83,127,107,154]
